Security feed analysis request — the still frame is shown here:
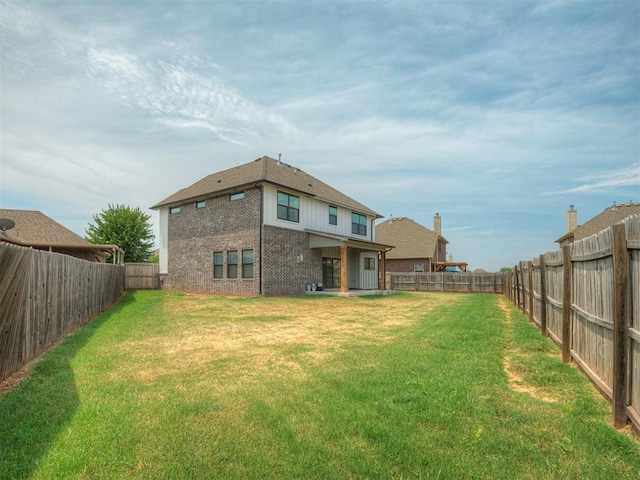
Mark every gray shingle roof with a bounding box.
[151,156,380,217]
[556,202,640,243]
[0,209,91,246]
[375,217,447,260]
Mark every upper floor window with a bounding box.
[170,206,181,214]
[329,206,338,225]
[230,192,244,201]
[352,213,367,236]
[196,201,206,209]
[277,191,299,223]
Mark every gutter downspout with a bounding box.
[256,183,264,296]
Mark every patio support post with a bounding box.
[340,244,348,293]
[380,251,386,290]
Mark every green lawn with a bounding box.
[0,290,638,479]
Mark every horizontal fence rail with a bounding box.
[503,214,639,433]
[387,272,503,294]
[0,243,125,383]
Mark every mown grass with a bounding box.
[0,290,638,479]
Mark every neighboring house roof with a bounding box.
[0,209,123,257]
[151,156,381,217]
[555,202,640,244]
[375,217,447,260]
[0,209,91,246]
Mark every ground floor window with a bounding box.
[227,251,238,278]
[364,257,376,270]
[213,252,223,278]
[414,262,424,273]
[322,257,341,288]
[242,249,254,278]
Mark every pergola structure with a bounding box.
[433,261,468,273]
[0,235,124,264]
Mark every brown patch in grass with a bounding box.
[499,297,557,403]
[0,364,33,395]
[117,293,454,386]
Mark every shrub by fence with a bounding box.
[125,263,159,289]
[387,272,503,293]
[503,214,639,432]
[0,243,125,383]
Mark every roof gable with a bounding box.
[375,217,446,259]
[557,202,640,243]
[0,209,91,246]
[151,156,380,217]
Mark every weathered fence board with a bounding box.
[125,263,159,289]
[503,214,639,432]
[0,243,125,382]
[388,272,503,294]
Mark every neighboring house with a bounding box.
[375,215,449,273]
[0,209,123,263]
[151,156,393,296]
[556,202,640,247]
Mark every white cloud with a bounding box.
[553,163,640,194]
[1,0,638,272]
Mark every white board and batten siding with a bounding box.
[262,184,375,242]
[158,207,169,275]
[360,251,379,289]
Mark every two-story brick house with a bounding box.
[151,156,393,296]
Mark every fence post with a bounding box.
[612,223,629,428]
[514,265,520,309]
[527,261,534,324]
[539,254,547,337]
[561,245,572,363]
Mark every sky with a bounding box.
[1,0,638,272]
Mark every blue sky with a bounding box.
[1,0,638,272]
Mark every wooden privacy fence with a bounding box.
[0,242,125,383]
[125,263,159,289]
[387,272,503,294]
[504,214,640,432]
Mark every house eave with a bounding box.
[555,232,574,244]
[306,229,394,251]
[152,179,382,218]
[0,235,123,257]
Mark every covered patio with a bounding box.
[306,230,394,293]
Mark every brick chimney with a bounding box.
[434,213,441,236]
[567,205,578,233]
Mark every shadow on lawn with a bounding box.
[0,292,136,480]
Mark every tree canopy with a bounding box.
[86,204,155,263]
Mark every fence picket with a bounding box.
[503,214,639,433]
[0,243,125,383]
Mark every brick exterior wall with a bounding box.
[262,225,322,296]
[386,258,432,273]
[435,240,447,263]
[164,188,262,295]
[164,187,330,296]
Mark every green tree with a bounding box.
[86,204,155,263]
